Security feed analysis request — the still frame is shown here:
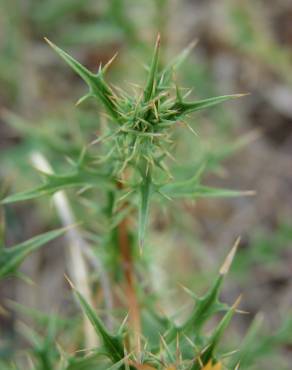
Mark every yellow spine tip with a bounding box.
[233,93,251,98]
[220,237,241,275]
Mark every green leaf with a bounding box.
[164,275,225,346]
[159,174,253,199]
[45,38,121,122]
[171,94,246,119]
[144,34,161,102]
[1,168,110,204]
[0,228,66,279]
[138,172,152,250]
[183,276,227,334]
[160,40,197,85]
[72,288,124,363]
[189,185,254,198]
[164,242,239,346]
[193,296,241,369]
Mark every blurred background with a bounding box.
[0,0,291,369]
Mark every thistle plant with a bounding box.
[1,35,258,370]
[3,35,248,245]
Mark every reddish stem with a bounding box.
[117,182,141,354]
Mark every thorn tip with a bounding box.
[220,237,240,275]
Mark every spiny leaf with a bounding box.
[138,172,152,250]
[160,40,198,85]
[184,276,226,333]
[188,185,255,199]
[0,228,66,279]
[194,296,241,370]
[144,34,161,102]
[163,275,226,347]
[171,94,247,119]
[164,242,239,345]
[210,295,241,350]
[45,38,121,122]
[184,240,239,335]
[72,287,124,363]
[159,174,254,199]
[1,169,110,204]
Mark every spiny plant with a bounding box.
[3,35,249,247]
[1,35,256,369]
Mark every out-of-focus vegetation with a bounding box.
[0,1,291,369]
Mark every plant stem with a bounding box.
[117,181,141,355]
